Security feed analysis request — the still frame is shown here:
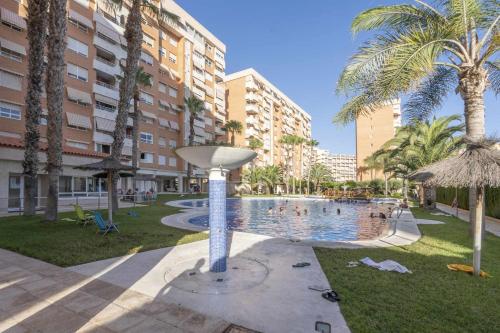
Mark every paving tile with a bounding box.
[154,302,194,326]
[112,289,152,311]
[18,277,58,293]
[178,312,230,333]
[74,321,114,333]
[21,304,89,333]
[58,290,107,315]
[123,318,184,333]
[91,303,147,332]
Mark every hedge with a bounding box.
[436,187,500,219]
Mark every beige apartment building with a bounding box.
[224,68,312,180]
[0,0,226,211]
[355,100,401,181]
[312,148,356,182]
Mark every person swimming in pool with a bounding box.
[279,206,285,216]
[379,212,387,219]
[267,207,273,214]
[323,207,327,213]
[337,208,341,215]
[304,208,308,215]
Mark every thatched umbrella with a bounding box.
[410,138,500,276]
[75,156,136,225]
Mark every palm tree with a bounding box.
[306,139,319,195]
[131,67,152,193]
[22,0,48,216]
[261,165,283,194]
[287,135,305,194]
[108,0,179,211]
[223,120,243,146]
[310,163,332,194]
[247,138,263,192]
[185,96,205,189]
[44,0,67,222]
[279,135,294,194]
[335,0,499,245]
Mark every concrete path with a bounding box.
[436,203,500,236]
[68,232,350,333]
[0,248,245,333]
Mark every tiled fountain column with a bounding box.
[209,168,228,272]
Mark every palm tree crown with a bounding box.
[223,120,243,146]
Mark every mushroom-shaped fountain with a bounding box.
[175,145,257,272]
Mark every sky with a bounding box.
[177,0,499,155]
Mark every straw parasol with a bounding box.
[75,156,137,224]
[410,137,500,276]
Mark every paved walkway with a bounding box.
[0,248,246,333]
[436,203,500,237]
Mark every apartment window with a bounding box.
[159,47,167,58]
[168,139,176,149]
[142,33,154,47]
[0,41,24,62]
[139,92,153,105]
[67,140,88,150]
[158,137,166,147]
[168,86,177,98]
[159,30,167,40]
[206,44,213,52]
[205,58,212,67]
[140,51,153,65]
[1,8,25,31]
[0,101,21,120]
[169,52,177,64]
[169,38,178,47]
[0,69,22,91]
[140,152,153,163]
[67,63,88,82]
[158,155,166,165]
[68,17,88,33]
[67,37,88,57]
[95,100,116,113]
[159,82,167,94]
[168,157,177,167]
[96,143,111,154]
[140,132,153,144]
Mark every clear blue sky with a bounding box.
[177,0,499,155]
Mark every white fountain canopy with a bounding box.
[175,146,257,170]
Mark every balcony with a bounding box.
[246,117,257,126]
[215,113,225,122]
[245,104,259,114]
[194,41,205,54]
[194,118,205,128]
[214,68,225,81]
[192,86,206,100]
[93,58,120,77]
[245,81,258,91]
[205,86,214,97]
[193,57,205,70]
[93,35,126,60]
[245,128,259,138]
[192,69,205,81]
[93,81,119,100]
[215,127,225,136]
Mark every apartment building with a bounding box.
[225,68,312,180]
[312,148,356,182]
[355,100,401,181]
[0,0,226,211]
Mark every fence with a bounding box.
[436,187,500,219]
[0,193,158,216]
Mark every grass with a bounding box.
[0,194,208,267]
[315,208,500,333]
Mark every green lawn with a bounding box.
[315,208,500,333]
[0,194,207,267]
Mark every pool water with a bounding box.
[184,198,388,242]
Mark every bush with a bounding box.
[436,187,500,219]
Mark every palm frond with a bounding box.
[404,66,456,122]
[333,93,387,125]
[485,60,500,94]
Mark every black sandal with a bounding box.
[292,262,311,268]
[322,290,341,302]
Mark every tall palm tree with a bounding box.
[108,0,179,211]
[310,163,332,194]
[131,67,152,193]
[247,138,263,192]
[261,165,282,194]
[279,135,294,194]
[335,0,499,246]
[288,135,305,195]
[22,0,48,216]
[223,120,243,146]
[306,139,319,195]
[185,96,205,189]
[44,0,67,222]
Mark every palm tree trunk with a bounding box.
[44,0,67,222]
[132,90,139,198]
[403,178,408,200]
[384,173,388,196]
[111,0,142,213]
[458,67,487,274]
[291,146,296,195]
[23,0,48,216]
[231,131,235,146]
[186,113,196,192]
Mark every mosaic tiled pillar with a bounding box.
[208,168,228,272]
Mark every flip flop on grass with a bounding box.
[292,262,311,268]
[322,290,341,302]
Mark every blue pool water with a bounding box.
[183,198,388,241]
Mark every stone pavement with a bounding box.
[436,203,500,237]
[0,248,253,333]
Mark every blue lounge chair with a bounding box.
[92,211,119,235]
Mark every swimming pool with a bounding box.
[180,198,389,242]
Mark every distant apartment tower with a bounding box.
[0,0,226,211]
[312,148,356,182]
[224,69,312,179]
[355,100,401,181]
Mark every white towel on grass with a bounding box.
[360,257,412,274]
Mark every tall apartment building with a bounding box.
[355,100,401,181]
[0,0,226,211]
[225,69,312,179]
[312,148,356,182]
